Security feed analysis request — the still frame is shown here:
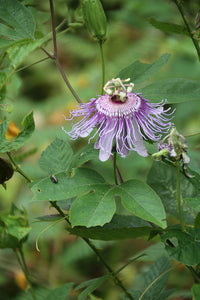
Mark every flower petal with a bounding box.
[131,119,148,157]
[96,121,117,161]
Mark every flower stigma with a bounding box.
[104,78,134,102]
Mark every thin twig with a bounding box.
[173,0,200,61]
[40,0,82,104]
[15,248,36,300]
[110,155,124,184]
[7,152,32,183]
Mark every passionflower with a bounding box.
[64,78,174,161]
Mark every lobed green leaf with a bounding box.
[31,168,105,201]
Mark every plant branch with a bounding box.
[7,152,32,183]
[40,0,82,104]
[173,0,200,61]
[50,201,134,300]
[15,247,36,300]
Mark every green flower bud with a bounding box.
[81,0,107,41]
[152,149,170,161]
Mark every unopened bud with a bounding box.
[81,0,107,41]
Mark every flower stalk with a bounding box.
[113,151,118,185]
[173,0,200,61]
[99,40,105,94]
[176,161,185,231]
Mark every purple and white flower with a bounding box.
[64,78,174,162]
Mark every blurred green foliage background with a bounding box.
[0,0,199,299]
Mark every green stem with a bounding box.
[113,151,118,185]
[15,247,36,300]
[6,152,32,183]
[176,162,185,231]
[173,0,200,61]
[51,201,134,300]
[99,40,105,94]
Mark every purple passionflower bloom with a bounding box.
[64,78,174,162]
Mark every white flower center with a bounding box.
[96,93,141,117]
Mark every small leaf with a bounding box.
[162,226,200,265]
[0,111,35,152]
[116,180,167,228]
[39,138,73,173]
[117,53,171,85]
[0,0,35,49]
[1,214,31,241]
[68,214,152,240]
[72,143,99,168]
[148,18,189,36]
[0,206,31,248]
[31,168,105,201]
[75,276,109,300]
[69,184,116,227]
[140,78,200,103]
